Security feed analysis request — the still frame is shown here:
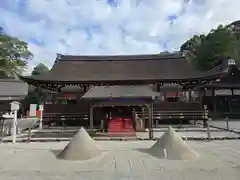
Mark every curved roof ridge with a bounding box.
[56,52,183,61]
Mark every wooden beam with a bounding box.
[148,103,153,139]
[89,104,94,133]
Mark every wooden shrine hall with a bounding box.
[19,52,240,137]
[0,70,28,114]
[81,85,159,138]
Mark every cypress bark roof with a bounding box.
[19,52,228,84]
[0,78,28,100]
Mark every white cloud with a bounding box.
[0,0,240,74]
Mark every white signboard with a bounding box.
[10,101,20,111]
[39,105,44,111]
[29,104,37,117]
[215,89,232,96]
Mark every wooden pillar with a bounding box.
[43,93,46,105]
[148,103,153,139]
[203,88,207,106]
[157,84,160,92]
[188,90,192,102]
[212,88,216,119]
[83,85,87,93]
[228,96,232,113]
[141,106,146,129]
[76,92,80,104]
[89,104,94,133]
[229,88,234,113]
[199,89,204,107]
[53,93,57,104]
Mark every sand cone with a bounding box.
[149,126,199,160]
[58,127,102,160]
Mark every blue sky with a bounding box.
[0,0,239,74]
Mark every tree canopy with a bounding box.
[0,27,33,77]
[0,27,4,35]
[181,24,240,70]
[32,63,49,75]
[26,63,50,105]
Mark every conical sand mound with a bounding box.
[58,127,102,160]
[149,126,199,160]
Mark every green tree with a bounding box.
[0,27,4,35]
[27,63,50,105]
[181,35,205,66]
[181,24,238,70]
[31,63,49,75]
[0,29,33,77]
[227,21,240,61]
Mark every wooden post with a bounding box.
[0,119,4,142]
[39,105,44,130]
[194,119,197,125]
[27,127,32,142]
[100,119,104,131]
[12,110,17,144]
[203,105,208,127]
[156,118,159,128]
[199,89,203,108]
[60,116,65,133]
[53,94,56,104]
[132,109,136,129]
[148,103,153,139]
[179,119,182,128]
[226,117,229,130]
[141,106,145,129]
[188,90,192,102]
[83,86,87,93]
[212,89,216,120]
[89,105,94,134]
[206,121,211,141]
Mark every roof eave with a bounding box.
[19,74,223,85]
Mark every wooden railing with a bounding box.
[223,112,240,119]
[42,112,89,127]
[43,104,89,114]
[136,102,208,128]
[41,101,209,129]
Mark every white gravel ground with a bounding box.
[0,140,240,179]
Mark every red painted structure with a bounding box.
[108,117,136,136]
